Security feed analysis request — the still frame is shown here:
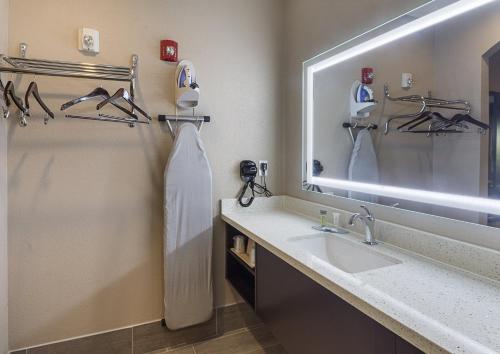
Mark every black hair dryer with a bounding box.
[238,160,258,207]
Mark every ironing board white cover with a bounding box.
[164,123,213,329]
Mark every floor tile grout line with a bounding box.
[191,325,279,354]
[240,343,283,354]
[191,326,252,348]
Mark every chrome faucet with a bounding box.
[348,205,377,245]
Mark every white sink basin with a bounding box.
[288,234,401,274]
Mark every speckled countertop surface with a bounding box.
[221,197,500,354]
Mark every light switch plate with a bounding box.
[78,28,100,53]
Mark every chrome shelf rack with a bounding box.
[0,43,138,98]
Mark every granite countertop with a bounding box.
[221,197,500,354]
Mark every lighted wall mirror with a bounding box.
[302,0,500,228]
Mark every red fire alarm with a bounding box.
[160,40,178,62]
[361,67,374,84]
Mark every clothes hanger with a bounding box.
[60,87,138,119]
[4,81,29,126]
[0,77,8,118]
[430,113,485,132]
[396,111,431,131]
[25,81,55,124]
[96,88,151,120]
[450,113,489,131]
[403,111,466,132]
[3,81,26,112]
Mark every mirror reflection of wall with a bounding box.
[308,1,500,227]
[490,49,500,227]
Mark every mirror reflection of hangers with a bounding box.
[432,113,489,133]
[383,84,472,134]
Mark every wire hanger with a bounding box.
[25,81,55,124]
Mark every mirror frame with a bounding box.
[302,0,500,215]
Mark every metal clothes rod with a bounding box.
[158,115,211,123]
[343,122,377,145]
[158,115,211,139]
[343,122,378,130]
[384,84,471,111]
[65,114,149,127]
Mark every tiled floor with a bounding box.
[148,326,286,354]
[11,303,286,354]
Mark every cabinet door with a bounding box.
[396,337,425,354]
[256,245,396,354]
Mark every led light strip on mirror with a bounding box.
[304,0,499,215]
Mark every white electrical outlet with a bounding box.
[401,72,413,89]
[78,28,100,53]
[258,160,269,177]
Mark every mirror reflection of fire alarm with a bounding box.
[78,28,100,53]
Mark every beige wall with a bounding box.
[283,0,500,251]
[491,52,500,92]
[7,0,283,349]
[431,2,500,222]
[0,0,9,352]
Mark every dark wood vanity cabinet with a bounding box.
[255,245,423,354]
[224,223,423,354]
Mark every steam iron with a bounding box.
[356,83,374,103]
[175,60,200,109]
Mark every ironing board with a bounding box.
[164,123,213,329]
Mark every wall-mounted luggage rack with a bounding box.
[0,48,138,96]
[0,44,146,127]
